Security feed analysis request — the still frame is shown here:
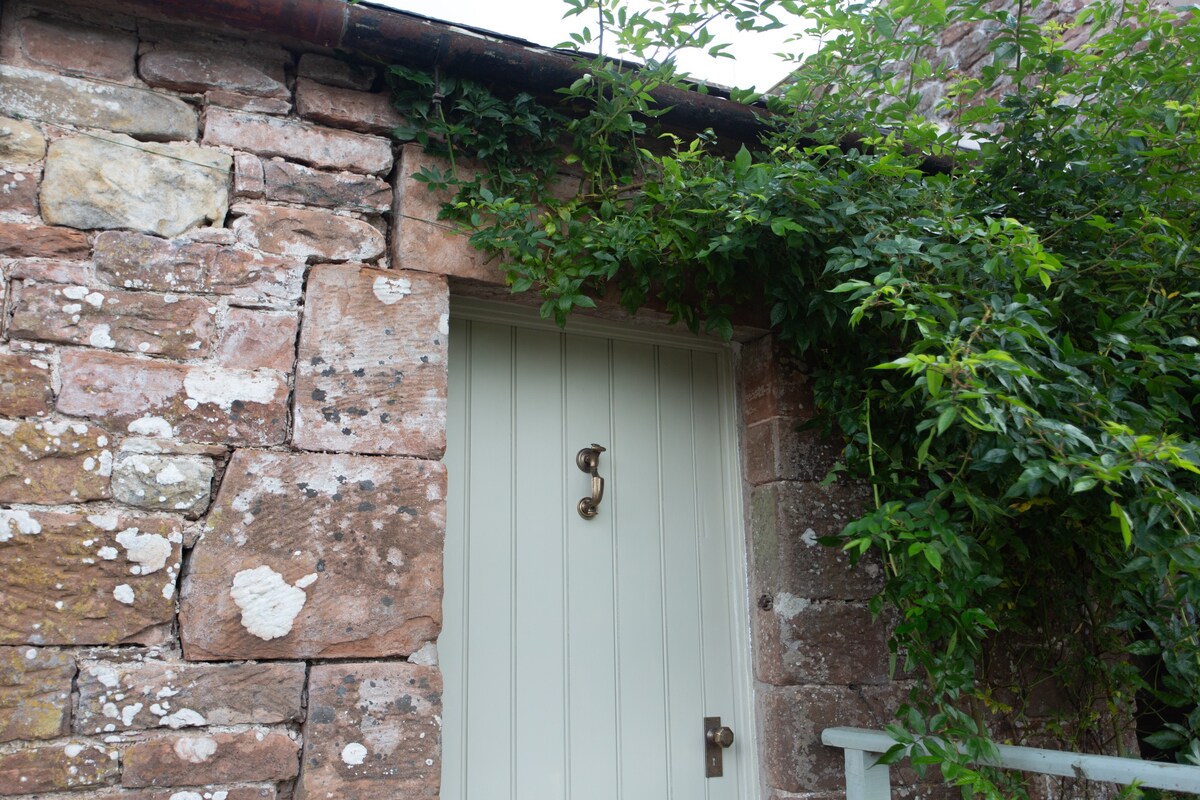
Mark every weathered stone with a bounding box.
[77,787,276,800]
[263,159,392,213]
[749,481,880,602]
[760,684,907,793]
[744,416,841,485]
[0,65,196,141]
[293,264,447,457]
[58,350,289,447]
[233,152,266,199]
[0,165,38,214]
[0,221,90,259]
[756,598,890,686]
[295,78,404,135]
[7,257,95,285]
[0,352,54,417]
[0,508,182,646]
[122,729,299,788]
[7,17,138,82]
[181,450,445,660]
[215,307,299,372]
[140,47,289,98]
[93,231,305,305]
[76,659,305,734]
[112,452,214,518]
[0,418,113,504]
[232,204,385,262]
[203,108,393,175]
[0,646,75,743]
[297,54,376,91]
[0,741,118,795]
[205,89,293,115]
[298,663,441,799]
[391,144,503,282]
[41,134,231,237]
[0,115,46,164]
[738,334,815,426]
[10,282,217,358]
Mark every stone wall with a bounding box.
[0,1,905,797]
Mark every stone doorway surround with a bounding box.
[0,2,917,797]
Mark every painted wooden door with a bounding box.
[441,301,756,800]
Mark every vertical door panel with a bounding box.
[513,327,568,797]
[463,323,515,798]
[563,333,619,799]
[611,340,669,799]
[658,346,709,800]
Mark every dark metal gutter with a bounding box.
[120,0,771,144]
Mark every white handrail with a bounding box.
[822,726,1200,799]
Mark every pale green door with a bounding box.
[441,300,756,800]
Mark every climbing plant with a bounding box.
[387,0,1200,793]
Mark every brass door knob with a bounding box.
[706,726,734,748]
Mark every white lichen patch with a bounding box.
[127,416,173,438]
[372,276,412,304]
[229,565,312,641]
[408,640,439,666]
[97,546,119,560]
[88,324,116,349]
[89,664,121,689]
[155,463,186,485]
[341,742,368,766]
[115,528,173,575]
[183,366,278,410]
[173,735,217,764]
[773,591,811,619]
[112,584,135,605]
[121,702,143,726]
[62,285,89,300]
[0,509,42,541]
[87,512,119,531]
[160,708,205,729]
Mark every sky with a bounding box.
[363,0,814,92]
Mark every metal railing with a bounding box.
[822,727,1200,799]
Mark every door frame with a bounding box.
[446,295,761,800]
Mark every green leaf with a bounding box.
[1110,500,1133,549]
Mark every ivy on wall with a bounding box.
[387,0,1200,792]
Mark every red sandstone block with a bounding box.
[0,509,181,646]
[297,53,376,91]
[57,350,289,447]
[0,166,38,214]
[292,264,447,457]
[76,659,305,734]
[231,204,385,262]
[0,741,118,795]
[0,221,90,260]
[11,282,217,359]
[0,417,113,504]
[6,16,137,82]
[295,77,404,135]
[261,159,391,213]
[0,352,54,417]
[180,450,444,660]
[140,46,290,99]
[298,663,441,799]
[215,307,299,372]
[93,230,304,306]
[390,144,503,283]
[121,730,299,788]
[0,646,75,743]
[203,108,394,175]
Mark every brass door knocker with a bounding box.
[576,444,606,519]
